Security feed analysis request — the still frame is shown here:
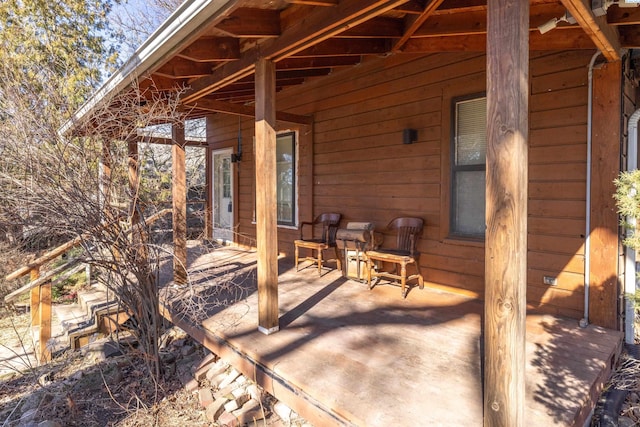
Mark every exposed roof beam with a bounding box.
[155,57,215,79]
[287,0,339,5]
[182,0,411,103]
[392,0,447,52]
[215,8,281,38]
[402,28,596,52]
[276,56,362,70]
[291,38,390,57]
[560,0,621,61]
[177,37,240,62]
[338,17,404,37]
[607,5,640,25]
[190,98,313,124]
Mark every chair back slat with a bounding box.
[317,212,341,244]
[388,217,424,255]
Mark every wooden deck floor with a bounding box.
[159,243,622,426]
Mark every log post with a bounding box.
[205,145,213,240]
[128,140,140,229]
[100,140,112,218]
[484,0,529,425]
[30,268,40,328]
[255,58,279,334]
[38,281,52,363]
[172,124,188,284]
[589,60,622,330]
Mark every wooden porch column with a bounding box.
[172,124,188,285]
[205,145,213,240]
[128,140,140,228]
[484,0,529,425]
[255,58,279,334]
[100,141,112,218]
[38,281,52,363]
[30,268,40,328]
[589,60,622,330]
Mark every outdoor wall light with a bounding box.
[403,128,417,145]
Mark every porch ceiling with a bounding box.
[69,0,640,133]
[139,0,640,121]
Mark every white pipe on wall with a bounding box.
[625,108,640,344]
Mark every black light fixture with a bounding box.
[231,116,243,162]
[403,128,417,145]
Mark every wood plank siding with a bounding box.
[205,50,635,323]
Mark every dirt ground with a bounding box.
[0,308,209,427]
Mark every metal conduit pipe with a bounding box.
[625,108,640,343]
[580,51,602,329]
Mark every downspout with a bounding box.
[625,108,640,343]
[581,51,602,328]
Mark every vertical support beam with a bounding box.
[100,140,112,219]
[39,282,52,363]
[255,58,279,334]
[484,0,529,425]
[589,60,622,330]
[30,268,40,328]
[172,124,188,285]
[205,146,213,240]
[128,140,140,228]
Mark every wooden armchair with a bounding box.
[294,213,342,276]
[365,217,424,298]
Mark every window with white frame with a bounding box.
[276,132,296,226]
[451,95,486,238]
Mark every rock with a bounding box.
[205,398,228,422]
[206,359,229,382]
[193,353,217,374]
[620,416,636,427]
[223,393,250,412]
[180,345,195,357]
[273,401,292,422]
[178,371,199,393]
[38,372,54,386]
[217,411,239,427]
[218,369,241,389]
[20,408,38,424]
[198,388,214,408]
[171,338,186,348]
[85,339,122,362]
[234,398,265,425]
[246,384,262,402]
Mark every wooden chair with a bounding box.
[365,217,424,298]
[294,213,342,276]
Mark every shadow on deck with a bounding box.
[158,242,622,426]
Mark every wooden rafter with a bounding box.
[402,28,596,51]
[155,57,215,79]
[276,56,362,70]
[560,0,621,61]
[181,0,411,104]
[190,98,313,124]
[392,0,447,52]
[287,0,338,5]
[291,38,391,57]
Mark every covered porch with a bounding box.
[159,243,622,427]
